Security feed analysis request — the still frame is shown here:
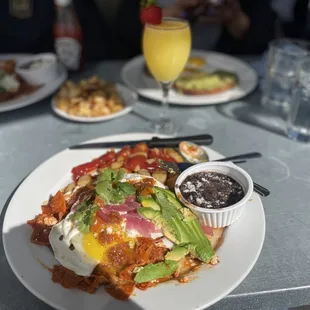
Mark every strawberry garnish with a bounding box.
[140,0,162,25]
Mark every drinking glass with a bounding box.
[287,58,310,142]
[143,18,191,134]
[262,39,310,110]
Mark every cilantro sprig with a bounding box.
[70,200,98,234]
[95,168,136,204]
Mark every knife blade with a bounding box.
[69,134,213,150]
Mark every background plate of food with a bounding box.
[3,133,265,310]
[0,54,67,113]
[51,76,134,122]
[121,50,258,106]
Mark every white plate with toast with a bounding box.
[3,133,265,310]
[121,50,258,106]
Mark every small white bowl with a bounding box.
[16,53,58,85]
[175,161,253,228]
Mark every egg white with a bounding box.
[49,211,99,277]
[120,173,166,189]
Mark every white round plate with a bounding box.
[121,50,258,106]
[3,133,265,310]
[51,84,135,123]
[0,54,67,113]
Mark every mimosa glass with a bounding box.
[143,17,191,134]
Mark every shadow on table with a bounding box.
[216,92,288,138]
[0,96,52,126]
[0,179,143,310]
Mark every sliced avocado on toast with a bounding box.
[134,260,179,283]
[165,245,189,261]
[174,70,238,95]
[138,187,215,264]
[139,196,161,210]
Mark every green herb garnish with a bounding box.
[96,168,124,184]
[70,201,99,234]
[95,168,136,204]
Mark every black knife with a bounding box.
[69,134,213,149]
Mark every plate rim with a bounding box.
[0,53,68,113]
[51,83,135,123]
[2,132,266,310]
[121,50,258,106]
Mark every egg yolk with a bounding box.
[82,232,118,263]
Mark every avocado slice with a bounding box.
[165,245,189,261]
[180,208,196,222]
[163,189,176,199]
[163,189,183,210]
[153,187,215,263]
[139,196,161,211]
[134,260,178,283]
[137,207,178,243]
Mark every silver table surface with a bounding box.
[1,60,310,310]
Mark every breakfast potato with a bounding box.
[152,170,168,184]
[54,76,125,118]
[77,174,92,187]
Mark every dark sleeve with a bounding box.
[282,0,308,38]
[0,0,54,54]
[110,0,143,59]
[73,0,111,60]
[216,0,276,55]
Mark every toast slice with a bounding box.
[207,227,225,250]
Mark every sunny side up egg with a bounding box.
[49,211,99,276]
[49,210,127,277]
[49,174,168,277]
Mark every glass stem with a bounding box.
[159,81,172,120]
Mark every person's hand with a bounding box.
[162,0,205,18]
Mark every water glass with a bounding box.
[287,58,310,142]
[262,39,310,110]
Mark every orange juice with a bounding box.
[143,19,191,82]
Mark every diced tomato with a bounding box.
[71,161,98,182]
[117,146,132,160]
[123,155,147,171]
[97,150,116,164]
[71,151,116,182]
[148,148,175,162]
[98,158,116,169]
[132,143,149,154]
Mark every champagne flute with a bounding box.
[143,17,191,134]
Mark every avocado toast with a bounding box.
[174,70,238,95]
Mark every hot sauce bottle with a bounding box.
[53,0,84,71]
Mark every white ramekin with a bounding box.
[175,161,253,228]
[16,53,58,85]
